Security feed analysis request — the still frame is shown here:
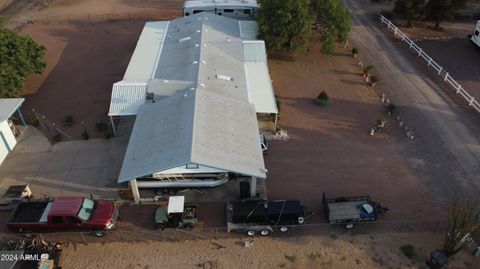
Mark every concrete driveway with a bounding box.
[0,126,129,199]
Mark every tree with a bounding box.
[393,0,427,27]
[0,17,46,98]
[312,0,352,54]
[257,0,314,53]
[426,0,469,30]
[444,196,480,256]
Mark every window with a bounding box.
[193,10,204,14]
[51,216,63,224]
[244,9,251,15]
[185,12,190,16]
[66,216,82,224]
[186,163,199,169]
[224,9,234,13]
[475,30,479,36]
[77,198,95,221]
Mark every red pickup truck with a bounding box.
[7,197,119,237]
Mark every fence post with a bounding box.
[444,72,449,81]
[418,48,422,56]
[457,86,462,94]
[438,67,442,75]
[394,27,398,35]
[470,97,475,106]
[428,58,432,66]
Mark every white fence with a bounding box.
[379,15,480,113]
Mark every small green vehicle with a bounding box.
[154,196,198,230]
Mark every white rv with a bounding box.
[471,21,480,47]
[183,0,260,20]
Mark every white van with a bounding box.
[184,0,260,20]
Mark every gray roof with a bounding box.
[0,98,24,122]
[118,89,266,182]
[108,82,147,116]
[118,13,267,183]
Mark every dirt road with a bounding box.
[342,0,480,201]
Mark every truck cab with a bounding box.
[7,197,119,237]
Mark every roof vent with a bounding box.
[199,83,206,88]
[163,80,169,83]
[195,44,200,47]
[179,36,191,43]
[216,74,234,81]
[192,61,198,64]
[204,29,208,32]
[202,44,207,47]
[201,60,206,64]
[226,38,231,42]
[196,30,201,33]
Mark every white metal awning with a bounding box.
[167,196,185,214]
[0,98,24,122]
[244,62,278,114]
[108,81,147,116]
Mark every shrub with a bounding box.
[371,75,380,84]
[52,133,62,142]
[399,244,416,259]
[81,130,89,140]
[63,115,73,127]
[387,103,396,114]
[28,114,39,127]
[351,47,359,57]
[96,121,108,132]
[284,255,296,263]
[316,91,330,106]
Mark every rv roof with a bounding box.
[184,0,259,9]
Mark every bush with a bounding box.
[96,121,108,132]
[52,133,62,142]
[81,130,89,140]
[351,47,359,57]
[399,244,416,259]
[371,75,380,84]
[28,114,39,127]
[63,115,73,127]
[316,91,330,106]
[387,103,396,114]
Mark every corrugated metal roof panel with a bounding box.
[108,82,147,116]
[124,21,170,81]
[239,20,258,40]
[0,98,24,122]
[243,40,266,63]
[244,62,278,114]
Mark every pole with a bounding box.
[110,116,117,136]
[17,108,26,125]
[274,114,278,133]
[250,177,257,197]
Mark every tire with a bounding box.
[246,230,256,236]
[93,230,106,237]
[345,223,355,229]
[260,229,271,236]
[280,227,288,232]
[23,231,34,238]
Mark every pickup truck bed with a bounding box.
[9,201,50,223]
[327,200,370,222]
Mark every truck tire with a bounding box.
[246,230,256,236]
[260,229,271,236]
[93,230,106,237]
[345,223,355,229]
[280,227,289,232]
[23,231,34,238]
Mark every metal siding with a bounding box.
[244,62,278,114]
[239,20,259,40]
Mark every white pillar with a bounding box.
[110,116,117,137]
[250,177,257,197]
[130,179,140,203]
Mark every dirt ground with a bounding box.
[265,42,444,223]
[59,232,479,269]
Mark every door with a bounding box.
[0,131,10,166]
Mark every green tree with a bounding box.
[257,0,314,53]
[312,0,352,54]
[393,0,426,27]
[426,0,469,30]
[0,17,46,97]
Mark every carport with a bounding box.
[0,98,25,166]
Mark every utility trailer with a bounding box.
[471,21,480,47]
[322,192,388,229]
[227,199,311,236]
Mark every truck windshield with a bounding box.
[77,198,95,221]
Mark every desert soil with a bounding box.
[59,233,479,269]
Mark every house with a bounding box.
[108,13,277,203]
[0,98,26,166]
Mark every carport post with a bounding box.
[130,179,140,204]
[17,108,26,125]
[273,114,278,132]
[110,116,117,137]
[250,177,257,197]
